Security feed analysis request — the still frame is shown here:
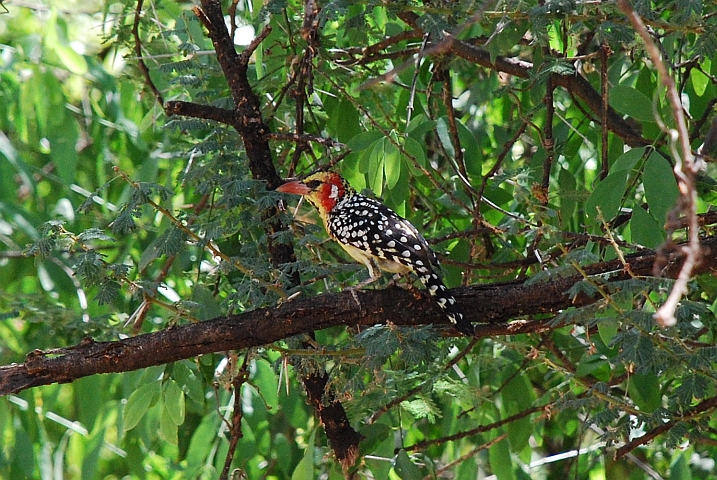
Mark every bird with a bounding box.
[276,171,474,336]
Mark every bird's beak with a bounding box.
[276,180,312,195]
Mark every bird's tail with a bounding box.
[418,271,474,336]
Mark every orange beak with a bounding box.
[276,180,312,195]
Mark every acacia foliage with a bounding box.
[2,0,717,479]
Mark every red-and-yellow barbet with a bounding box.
[277,172,474,336]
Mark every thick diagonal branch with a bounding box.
[3,234,717,398]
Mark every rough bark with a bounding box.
[164,0,362,466]
[3,235,716,398]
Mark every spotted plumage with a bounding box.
[277,171,473,336]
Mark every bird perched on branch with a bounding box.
[277,171,473,336]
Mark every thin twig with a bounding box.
[367,336,480,424]
[600,43,610,180]
[541,75,555,204]
[219,352,248,480]
[616,0,702,327]
[616,394,717,458]
[423,434,508,479]
[406,407,545,451]
[406,33,429,128]
[239,24,272,65]
[132,0,164,106]
[264,132,345,148]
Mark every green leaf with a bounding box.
[402,136,428,176]
[252,359,279,413]
[155,226,188,257]
[359,423,391,455]
[493,21,529,59]
[669,451,692,480]
[609,85,657,123]
[596,21,634,47]
[95,280,120,306]
[612,147,646,173]
[383,140,402,189]
[47,113,79,185]
[185,414,221,471]
[385,160,409,214]
[393,449,422,480]
[597,318,619,345]
[643,151,679,224]
[630,205,664,248]
[436,117,455,158]
[163,379,185,425]
[191,284,224,321]
[456,122,483,177]
[78,228,115,242]
[406,114,435,136]
[0,131,34,197]
[489,437,516,480]
[291,429,316,480]
[558,167,578,227]
[673,373,710,405]
[691,58,711,96]
[254,44,264,79]
[123,381,160,432]
[355,324,400,362]
[585,172,627,224]
[74,250,105,286]
[159,401,179,446]
[502,371,535,452]
[172,361,205,405]
[576,354,611,379]
[416,14,450,40]
[346,130,385,152]
[628,373,661,412]
[343,132,384,190]
[11,429,35,476]
[332,98,360,143]
[534,57,576,84]
[401,397,442,423]
[140,364,167,384]
[365,420,394,479]
[368,138,386,197]
[44,11,88,75]
[696,173,717,204]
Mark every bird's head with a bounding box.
[276,171,353,215]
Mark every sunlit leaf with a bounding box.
[123,381,160,432]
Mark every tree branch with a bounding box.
[3,235,717,397]
[165,101,235,124]
[132,0,164,105]
[187,0,362,466]
[396,10,648,147]
[616,394,717,458]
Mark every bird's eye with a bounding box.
[306,180,321,189]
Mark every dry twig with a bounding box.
[617,0,702,327]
